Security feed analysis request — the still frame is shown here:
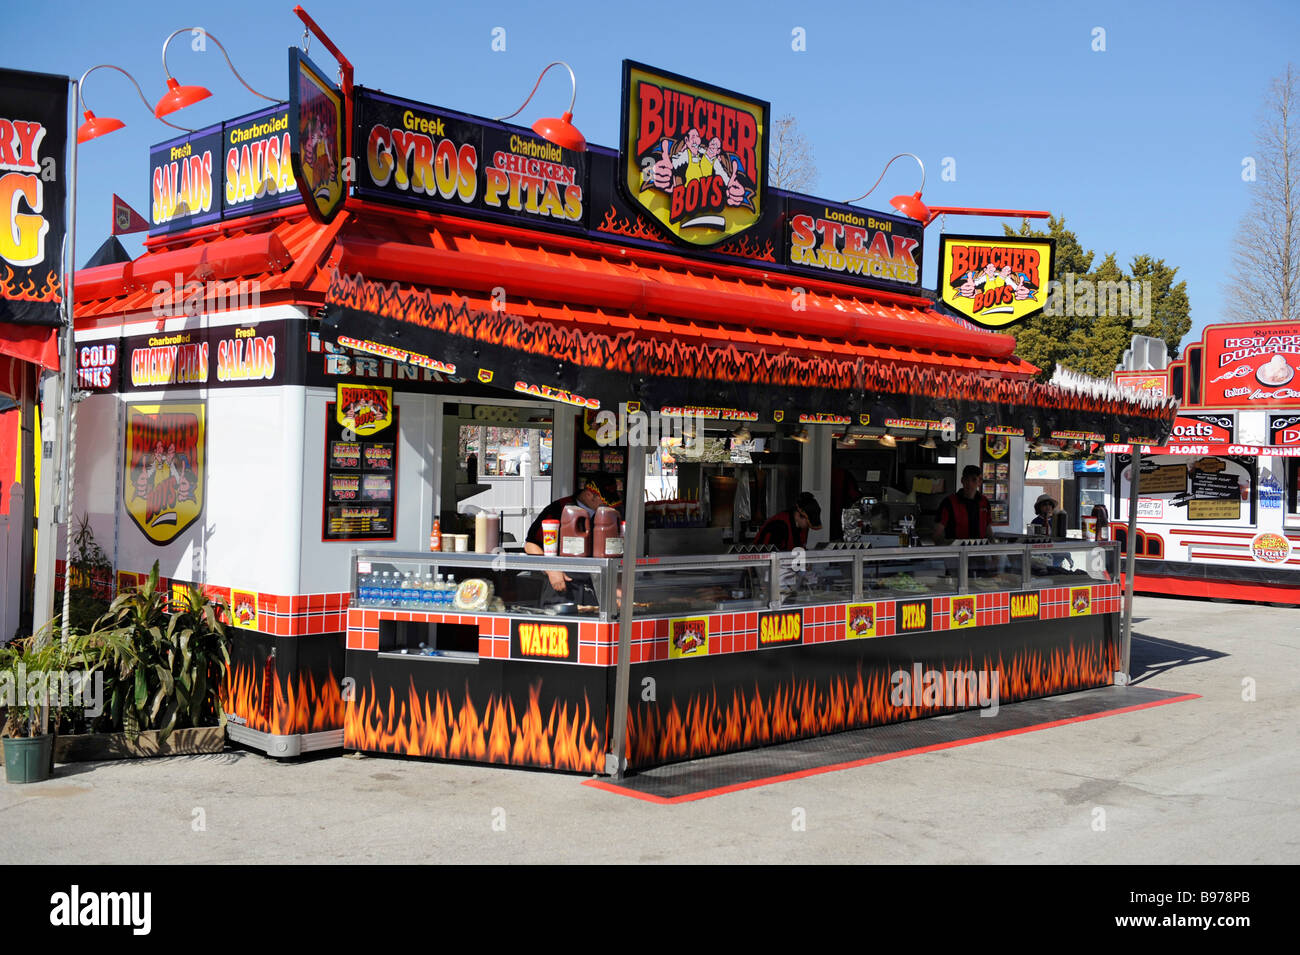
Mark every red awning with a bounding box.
[0,323,59,377]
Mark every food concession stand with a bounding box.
[64,47,1177,773]
[1107,321,1300,605]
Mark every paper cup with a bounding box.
[454,534,469,552]
[542,520,560,556]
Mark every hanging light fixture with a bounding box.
[76,64,193,143]
[789,428,809,444]
[844,152,928,221]
[921,433,937,450]
[844,152,1052,228]
[154,27,282,119]
[879,432,897,448]
[957,434,970,451]
[496,61,587,152]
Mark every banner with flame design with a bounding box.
[321,270,1177,443]
[0,68,68,326]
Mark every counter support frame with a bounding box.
[607,441,645,778]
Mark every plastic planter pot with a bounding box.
[3,735,54,784]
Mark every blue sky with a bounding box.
[4,0,1297,345]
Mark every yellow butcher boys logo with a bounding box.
[122,404,205,544]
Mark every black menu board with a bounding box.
[322,401,398,540]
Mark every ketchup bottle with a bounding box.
[593,506,623,557]
[560,504,592,556]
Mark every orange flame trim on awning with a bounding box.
[325,268,1178,426]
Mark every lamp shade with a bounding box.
[531,111,586,152]
[890,190,931,222]
[77,110,125,143]
[154,76,211,118]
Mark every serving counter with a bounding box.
[342,540,1122,773]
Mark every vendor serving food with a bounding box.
[524,477,621,605]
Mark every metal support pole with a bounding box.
[1121,455,1140,683]
[607,437,644,778]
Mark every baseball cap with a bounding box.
[797,492,822,529]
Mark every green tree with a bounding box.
[1129,255,1191,358]
[999,217,1190,377]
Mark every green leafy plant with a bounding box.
[67,513,113,634]
[0,628,98,738]
[90,562,230,741]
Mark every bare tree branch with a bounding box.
[1227,64,1300,323]
[769,114,818,192]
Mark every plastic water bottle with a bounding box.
[421,574,434,609]
[444,574,456,608]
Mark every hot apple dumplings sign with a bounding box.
[620,61,768,248]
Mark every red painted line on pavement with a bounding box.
[583,693,1202,804]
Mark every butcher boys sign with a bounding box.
[938,234,1055,328]
[619,61,768,248]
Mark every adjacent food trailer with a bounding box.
[1107,321,1300,605]
[65,49,1176,771]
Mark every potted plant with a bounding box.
[1,635,62,783]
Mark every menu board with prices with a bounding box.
[322,401,398,540]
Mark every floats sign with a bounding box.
[938,235,1055,328]
[289,49,344,224]
[0,68,68,326]
[620,61,767,248]
[122,403,205,545]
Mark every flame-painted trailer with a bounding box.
[64,55,1175,772]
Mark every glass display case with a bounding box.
[349,540,1119,626]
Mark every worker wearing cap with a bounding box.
[525,478,619,600]
[753,491,822,550]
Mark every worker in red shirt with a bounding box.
[932,465,994,544]
[753,492,822,550]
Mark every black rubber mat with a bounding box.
[586,686,1196,802]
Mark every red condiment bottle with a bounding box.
[430,518,442,552]
[593,506,623,557]
[560,504,592,557]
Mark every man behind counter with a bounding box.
[525,478,620,601]
[753,491,822,550]
[932,464,994,544]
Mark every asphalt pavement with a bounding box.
[3,595,1296,864]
